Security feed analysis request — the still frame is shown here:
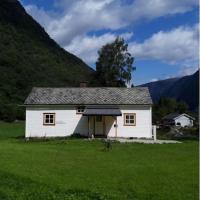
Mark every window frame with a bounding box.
[76,106,85,114]
[124,113,136,126]
[43,113,55,126]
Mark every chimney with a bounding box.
[80,81,88,87]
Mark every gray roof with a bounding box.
[24,87,152,105]
[162,113,181,120]
[162,113,195,120]
[83,106,122,116]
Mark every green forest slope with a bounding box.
[0,0,95,121]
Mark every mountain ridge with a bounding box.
[140,70,199,111]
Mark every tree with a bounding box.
[176,101,188,113]
[152,97,189,124]
[96,37,135,86]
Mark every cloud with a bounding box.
[126,0,198,21]
[24,0,198,48]
[150,78,159,82]
[178,63,199,76]
[23,0,198,74]
[129,24,199,66]
[24,5,53,28]
[64,24,198,68]
[65,32,133,64]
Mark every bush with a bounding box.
[0,104,17,122]
[0,102,25,122]
[180,127,199,138]
[103,139,112,151]
[15,106,25,120]
[157,126,171,139]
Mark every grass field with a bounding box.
[0,122,198,200]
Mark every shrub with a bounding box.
[103,139,112,151]
[180,127,199,138]
[1,104,17,122]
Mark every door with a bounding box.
[95,116,104,136]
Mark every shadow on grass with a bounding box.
[0,170,116,200]
[15,136,25,140]
[16,135,87,143]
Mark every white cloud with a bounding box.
[129,25,199,66]
[65,32,133,64]
[22,0,198,74]
[25,5,53,28]
[24,0,198,47]
[126,0,198,21]
[178,63,199,76]
[150,78,159,82]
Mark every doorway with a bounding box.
[94,116,105,137]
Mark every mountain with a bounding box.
[0,0,95,120]
[141,70,199,111]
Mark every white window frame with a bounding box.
[43,113,55,125]
[124,113,136,126]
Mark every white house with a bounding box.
[162,113,195,127]
[24,87,153,139]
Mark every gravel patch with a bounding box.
[108,138,181,144]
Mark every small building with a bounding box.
[162,113,195,127]
[24,87,153,139]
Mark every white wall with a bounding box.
[175,115,193,127]
[106,105,152,138]
[25,105,152,138]
[25,106,88,138]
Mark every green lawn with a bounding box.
[0,122,198,200]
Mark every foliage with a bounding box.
[0,122,198,200]
[157,126,199,140]
[153,97,189,123]
[0,0,96,121]
[96,37,135,86]
[156,126,171,140]
[180,127,199,137]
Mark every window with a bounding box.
[76,106,85,114]
[43,113,55,125]
[96,116,102,122]
[124,113,136,126]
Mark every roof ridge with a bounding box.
[24,86,152,105]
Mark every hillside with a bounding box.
[0,0,95,120]
[141,70,199,111]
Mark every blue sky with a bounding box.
[21,0,199,85]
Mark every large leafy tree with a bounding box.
[96,37,135,86]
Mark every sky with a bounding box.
[20,0,199,85]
